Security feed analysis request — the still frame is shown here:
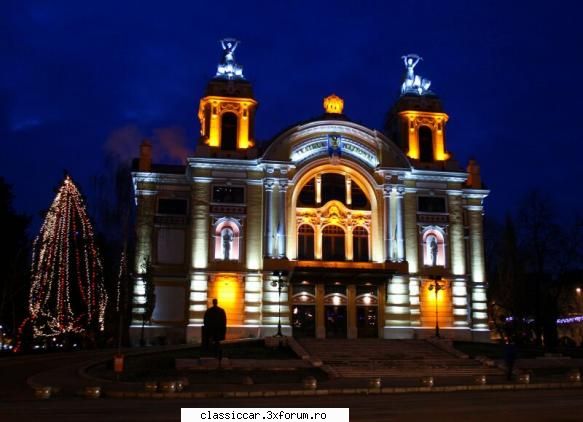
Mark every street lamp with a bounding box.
[271,271,288,337]
[428,276,445,338]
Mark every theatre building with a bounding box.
[130,42,490,344]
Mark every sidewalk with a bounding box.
[26,348,583,400]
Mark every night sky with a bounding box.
[2,1,583,229]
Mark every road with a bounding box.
[2,351,583,421]
[3,389,583,421]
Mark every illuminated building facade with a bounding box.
[130,44,489,344]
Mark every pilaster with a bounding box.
[277,180,288,258]
[244,273,262,324]
[385,275,411,331]
[264,179,275,258]
[246,182,264,270]
[447,192,466,276]
[191,182,210,269]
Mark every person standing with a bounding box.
[203,299,227,362]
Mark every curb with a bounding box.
[103,381,583,400]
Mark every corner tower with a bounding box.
[385,54,451,167]
[196,39,258,158]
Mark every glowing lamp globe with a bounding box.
[323,94,344,114]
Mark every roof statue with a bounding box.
[216,38,244,80]
[401,54,432,96]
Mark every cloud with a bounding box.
[104,124,189,164]
[104,125,143,162]
[153,126,189,163]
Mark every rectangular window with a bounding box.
[158,198,187,215]
[212,186,245,204]
[418,196,446,213]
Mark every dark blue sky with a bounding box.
[2,0,583,227]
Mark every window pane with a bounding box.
[158,199,187,215]
[213,186,245,204]
[418,196,446,213]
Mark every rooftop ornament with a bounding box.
[401,54,432,96]
[216,38,244,80]
[323,94,344,114]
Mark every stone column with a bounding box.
[277,181,287,258]
[383,185,392,261]
[315,174,322,204]
[315,283,325,338]
[377,282,386,338]
[345,175,352,205]
[346,225,354,261]
[347,284,357,339]
[395,186,406,262]
[315,224,323,260]
[264,179,275,258]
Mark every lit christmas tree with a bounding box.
[28,175,107,337]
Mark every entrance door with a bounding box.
[325,305,347,338]
[356,284,378,338]
[357,306,378,338]
[292,305,316,337]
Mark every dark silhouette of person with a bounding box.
[203,298,227,362]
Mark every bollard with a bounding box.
[421,376,434,388]
[84,386,102,399]
[34,386,52,400]
[473,375,487,385]
[144,381,158,392]
[368,377,382,389]
[567,370,581,382]
[159,381,176,393]
[517,373,530,384]
[303,376,317,390]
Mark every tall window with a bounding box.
[322,225,345,261]
[221,112,238,150]
[352,226,369,262]
[419,126,434,162]
[297,224,315,260]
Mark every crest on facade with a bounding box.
[327,134,342,158]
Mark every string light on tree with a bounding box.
[27,175,107,337]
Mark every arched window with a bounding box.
[322,225,345,261]
[419,126,434,162]
[221,112,238,150]
[352,226,369,262]
[297,224,315,260]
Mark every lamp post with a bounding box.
[428,276,445,338]
[271,271,288,337]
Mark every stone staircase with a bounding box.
[298,338,502,378]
